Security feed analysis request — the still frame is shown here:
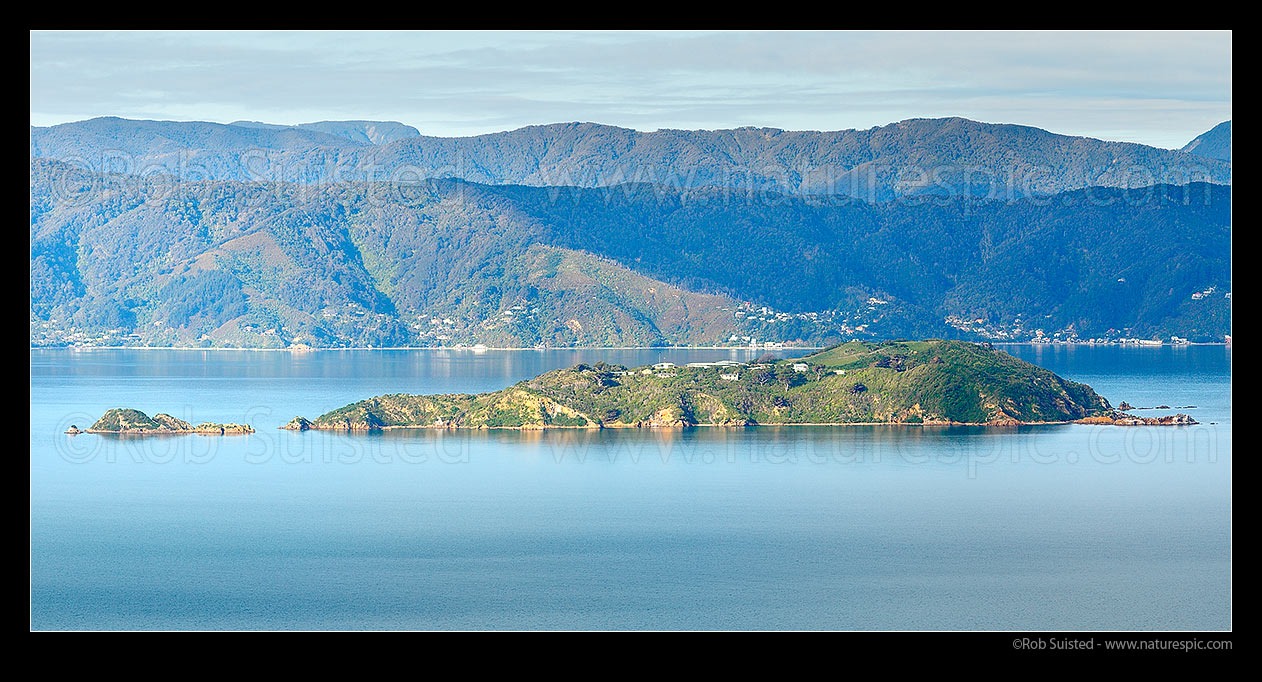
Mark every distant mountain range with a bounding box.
[227,119,421,145]
[31,116,1231,201]
[30,155,1231,348]
[1182,121,1232,162]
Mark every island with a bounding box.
[282,340,1196,431]
[66,408,255,435]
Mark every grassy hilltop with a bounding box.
[292,340,1115,430]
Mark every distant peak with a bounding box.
[228,119,420,145]
[1181,121,1231,162]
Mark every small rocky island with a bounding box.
[283,340,1197,431]
[66,408,254,435]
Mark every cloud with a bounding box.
[29,30,1232,148]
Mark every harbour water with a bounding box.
[30,345,1231,630]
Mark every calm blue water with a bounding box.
[30,345,1231,630]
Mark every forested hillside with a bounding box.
[30,159,1231,348]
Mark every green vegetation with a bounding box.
[295,340,1114,430]
[90,408,162,432]
[29,159,1231,348]
[82,408,254,434]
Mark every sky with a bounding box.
[30,30,1231,149]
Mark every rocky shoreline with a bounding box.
[280,411,1197,432]
[66,406,1197,438]
[71,340,1204,437]
[66,408,254,435]
[278,341,1204,433]
[1075,412,1197,426]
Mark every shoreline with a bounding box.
[287,416,1194,433]
[68,416,1200,437]
[990,341,1228,347]
[30,342,1232,352]
[73,429,254,436]
[298,421,1053,431]
[31,345,826,352]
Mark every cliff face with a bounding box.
[75,408,254,435]
[295,340,1182,431]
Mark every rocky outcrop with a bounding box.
[1076,412,1197,426]
[154,414,193,430]
[194,422,254,434]
[640,407,693,428]
[281,416,313,431]
[985,415,1025,427]
[75,408,255,435]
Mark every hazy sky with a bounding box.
[30,30,1231,149]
